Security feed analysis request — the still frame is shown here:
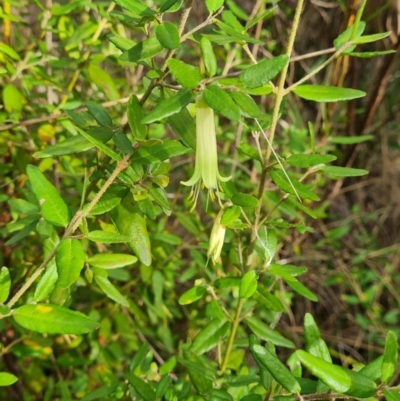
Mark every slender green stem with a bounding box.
[220,0,306,373]
[284,42,352,95]
[220,298,243,373]
[265,0,304,164]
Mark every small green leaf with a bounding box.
[120,36,163,63]
[296,350,376,398]
[76,127,121,161]
[87,231,130,243]
[203,86,240,122]
[27,165,71,227]
[142,89,192,124]
[167,59,201,89]
[221,206,241,226]
[113,132,133,154]
[249,335,300,393]
[349,50,396,58]
[239,271,258,299]
[131,139,192,164]
[156,376,173,399]
[286,280,318,302]
[85,101,113,127]
[319,166,369,177]
[34,262,58,302]
[292,85,366,102]
[126,373,156,401]
[329,135,372,144]
[270,170,319,201]
[87,253,138,269]
[252,290,284,312]
[94,274,129,307]
[159,0,179,13]
[229,91,266,118]
[13,304,98,334]
[156,22,180,50]
[166,106,196,149]
[214,276,241,289]
[303,314,331,362]
[205,0,223,13]
[178,286,207,305]
[246,317,295,348]
[56,239,85,288]
[352,31,391,44]
[190,319,229,355]
[0,267,11,303]
[231,193,259,207]
[112,0,154,16]
[111,199,152,266]
[200,36,217,77]
[127,95,147,139]
[0,372,18,386]
[33,128,113,158]
[239,55,289,89]
[381,331,398,384]
[286,154,337,168]
[86,185,129,216]
[383,389,400,401]
[334,22,365,53]
[359,355,383,381]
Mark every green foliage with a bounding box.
[0,0,398,400]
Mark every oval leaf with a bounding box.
[246,316,295,348]
[200,36,217,77]
[239,55,289,89]
[319,166,369,177]
[141,89,192,124]
[303,313,331,362]
[381,331,398,384]
[167,59,201,89]
[13,304,98,334]
[87,230,130,243]
[178,286,207,305]
[286,154,337,168]
[27,165,71,227]
[203,86,240,122]
[0,267,11,303]
[292,85,366,102]
[231,193,259,207]
[190,319,229,355]
[56,238,85,289]
[156,22,180,50]
[126,373,156,401]
[94,274,129,307]
[127,95,147,139]
[249,335,300,393]
[111,198,152,266]
[87,253,138,269]
[239,270,258,299]
[0,372,18,386]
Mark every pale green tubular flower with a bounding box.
[181,95,231,210]
[207,209,226,265]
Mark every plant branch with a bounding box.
[284,42,352,95]
[220,298,243,373]
[220,0,306,374]
[5,155,131,309]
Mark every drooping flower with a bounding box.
[181,95,231,209]
[207,209,226,265]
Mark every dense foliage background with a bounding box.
[0,0,399,400]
